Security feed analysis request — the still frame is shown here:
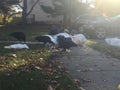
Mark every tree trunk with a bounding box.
[63,13,68,28]
[3,14,7,24]
[22,0,27,24]
[63,13,71,28]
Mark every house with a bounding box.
[25,0,63,24]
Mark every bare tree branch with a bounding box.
[8,12,20,19]
[26,0,40,16]
[18,3,23,9]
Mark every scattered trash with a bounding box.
[35,31,87,52]
[53,32,72,44]
[4,44,29,49]
[71,34,87,46]
[105,37,120,47]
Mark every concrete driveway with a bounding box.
[57,46,120,90]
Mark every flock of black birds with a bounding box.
[10,26,78,51]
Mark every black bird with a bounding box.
[35,35,54,44]
[57,36,77,51]
[10,32,26,42]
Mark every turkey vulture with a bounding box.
[57,35,77,51]
[53,32,71,41]
[10,32,26,42]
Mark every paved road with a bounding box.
[57,47,120,90]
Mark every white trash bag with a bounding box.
[71,34,87,45]
[4,44,29,49]
[105,37,120,47]
[53,33,72,44]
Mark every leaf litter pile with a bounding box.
[0,45,80,90]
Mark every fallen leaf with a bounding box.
[35,66,42,70]
[40,58,43,60]
[78,87,85,90]
[13,64,17,66]
[12,54,17,58]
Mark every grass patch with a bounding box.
[0,43,78,90]
[0,71,48,90]
[0,25,78,90]
[0,43,51,72]
[0,24,50,41]
[0,43,50,90]
[86,40,120,59]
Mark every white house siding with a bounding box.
[27,0,63,23]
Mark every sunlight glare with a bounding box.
[78,0,87,3]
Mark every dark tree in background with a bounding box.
[40,0,88,27]
[22,0,27,24]
[0,0,10,24]
[7,0,21,4]
[22,0,40,24]
[0,0,22,24]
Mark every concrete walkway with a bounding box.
[57,47,120,90]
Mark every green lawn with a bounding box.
[0,24,50,41]
[0,25,78,90]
